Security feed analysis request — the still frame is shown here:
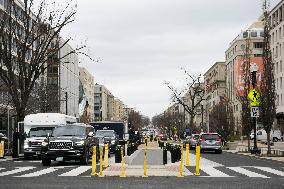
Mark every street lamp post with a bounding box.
[251,63,259,154]
[65,91,68,115]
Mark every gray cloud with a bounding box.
[50,0,281,118]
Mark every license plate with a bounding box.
[56,157,63,162]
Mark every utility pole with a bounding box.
[65,92,68,115]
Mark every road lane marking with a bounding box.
[227,167,269,178]
[0,167,35,176]
[15,167,64,177]
[200,166,234,177]
[0,168,5,171]
[252,166,284,177]
[59,166,91,176]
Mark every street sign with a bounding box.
[251,107,259,117]
[248,89,261,107]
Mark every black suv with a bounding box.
[41,124,99,166]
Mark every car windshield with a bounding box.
[29,127,54,137]
[53,126,85,137]
[96,130,114,137]
[201,134,220,140]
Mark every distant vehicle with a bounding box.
[90,121,128,141]
[256,129,282,142]
[23,113,77,159]
[95,130,119,153]
[189,134,200,149]
[41,124,99,166]
[198,133,222,154]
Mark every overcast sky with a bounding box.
[54,0,280,118]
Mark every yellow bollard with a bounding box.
[178,144,184,177]
[91,146,97,177]
[0,141,4,158]
[120,146,126,177]
[186,144,190,167]
[99,147,104,177]
[142,144,148,177]
[195,145,200,176]
[104,143,109,168]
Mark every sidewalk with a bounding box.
[224,140,284,163]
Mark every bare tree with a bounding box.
[209,99,234,142]
[260,1,276,155]
[0,0,93,122]
[165,68,205,130]
[236,36,253,150]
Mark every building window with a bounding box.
[254,42,263,49]
[281,94,283,106]
[250,31,257,37]
[243,31,248,38]
[281,77,283,89]
[277,62,279,73]
[280,60,283,72]
[280,27,282,39]
[260,31,264,37]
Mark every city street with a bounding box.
[0,150,283,189]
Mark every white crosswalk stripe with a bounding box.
[59,166,91,176]
[15,167,65,177]
[0,167,35,176]
[0,165,283,177]
[251,166,284,177]
[227,167,270,178]
[200,166,234,177]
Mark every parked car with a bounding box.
[256,129,282,142]
[198,133,222,154]
[95,130,118,153]
[41,123,99,166]
[183,134,199,149]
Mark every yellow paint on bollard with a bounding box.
[178,144,184,177]
[99,147,104,177]
[195,145,200,176]
[91,146,97,177]
[142,144,148,177]
[186,144,190,167]
[120,146,126,177]
[104,144,109,168]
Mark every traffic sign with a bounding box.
[248,89,261,106]
[251,107,259,117]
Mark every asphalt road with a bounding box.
[0,151,283,189]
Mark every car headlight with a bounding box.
[41,141,48,147]
[111,140,116,145]
[75,141,85,146]
[24,141,29,149]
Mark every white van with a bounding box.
[256,129,282,142]
[23,113,77,158]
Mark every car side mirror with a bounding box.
[87,132,94,138]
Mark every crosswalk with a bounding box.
[0,165,283,178]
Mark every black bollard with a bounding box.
[115,145,122,163]
[163,146,167,165]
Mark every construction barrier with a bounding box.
[91,146,97,177]
[104,144,109,168]
[185,143,190,166]
[178,144,184,177]
[0,141,4,158]
[99,147,104,177]
[195,145,200,176]
[120,146,126,177]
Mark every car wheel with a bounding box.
[42,157,51,166]
[216,150,222,154]
[80,149,90,165]
[273,138,278,142]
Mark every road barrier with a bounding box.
[104,144,109,168]
[185,144,190,166]
[178,144,184,177]
[99,147,104,177]
[195,145,200,176]
[0,141,4,158]
[163,145,167,165]
[143,142,148,177]
[91,146,97,177]
[120,146,126,177]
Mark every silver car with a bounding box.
[189,134,200,149]
[198,133,222,154]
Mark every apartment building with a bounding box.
[46,39,79,118]
[204,62,226,132]
[112,98,125,121]
[79,67,95,122]
[94,84,114,121]
[225,19,264,134]
[269,1,284,129]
